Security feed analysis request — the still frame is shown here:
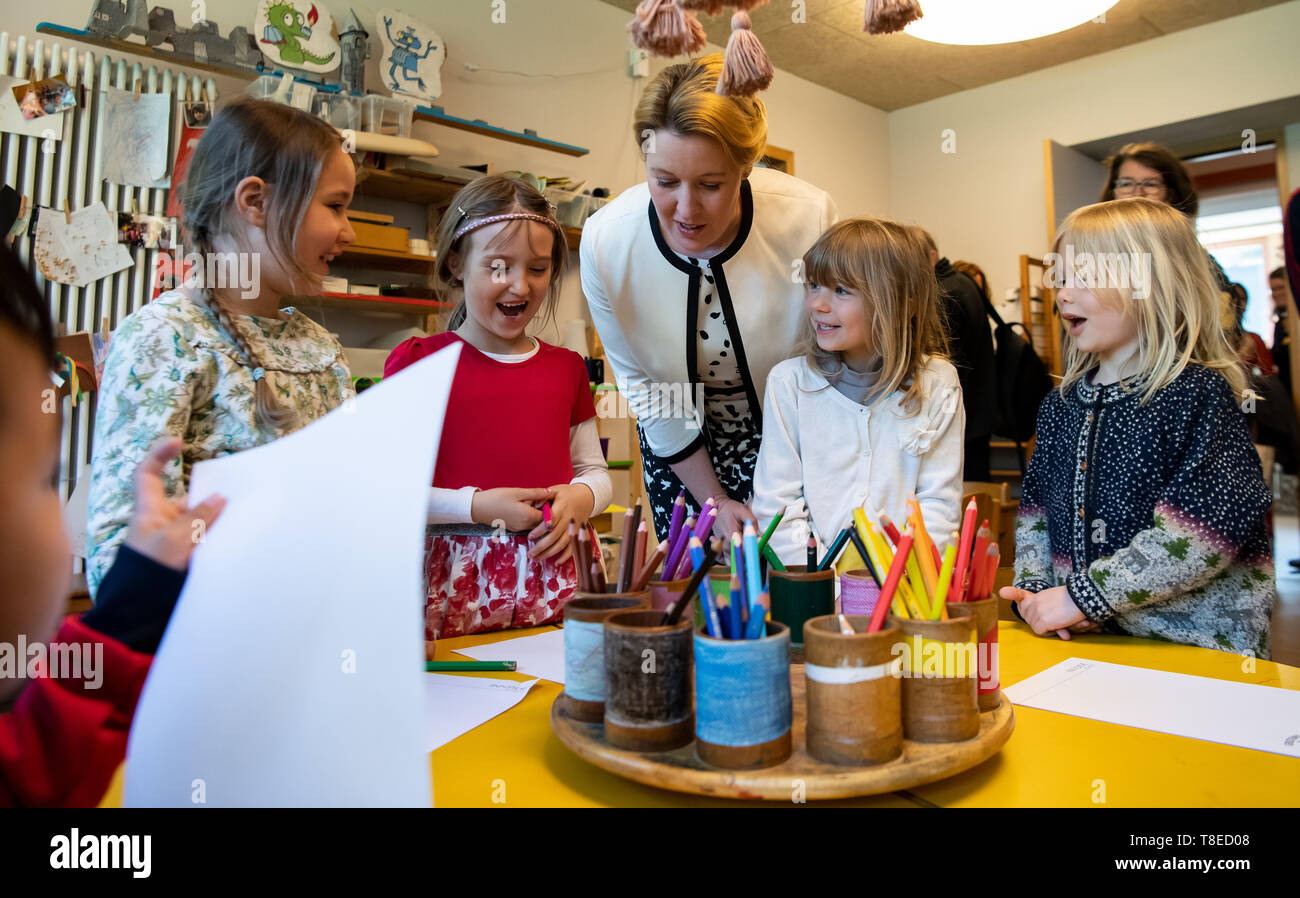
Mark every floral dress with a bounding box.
[86,290,354,596]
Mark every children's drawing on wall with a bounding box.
[34,203,134,289]
[255,0,341,74]
[100,86,171,188]
[376,9,445,102]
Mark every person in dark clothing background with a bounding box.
[1272,266,1293,399]
[917,229,996,481]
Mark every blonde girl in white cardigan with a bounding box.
[752,219,965,566]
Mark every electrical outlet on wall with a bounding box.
[628,48,650,79]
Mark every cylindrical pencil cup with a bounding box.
[768,566,834,661]
[894,605,979,743]
[839,569,881,617]
[962,596,1000,711]
[602,610,694,752]
[803,616,903,766]
[693,622,793,769]
[561,594,649,723]
[649,577,705,629]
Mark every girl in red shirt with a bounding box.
[385,177,610,638]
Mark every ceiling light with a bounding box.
[905,0,1120,45]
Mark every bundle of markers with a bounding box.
[808,494,1001,634]
[660,491,786,639]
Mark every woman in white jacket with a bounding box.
[581,53,837,541]
[752,219,965,565]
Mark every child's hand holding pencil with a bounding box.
[528,483,595,562]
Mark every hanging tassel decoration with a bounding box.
[629,0,708,57]
[677,0,728,14]
[863,0,924,35]
[716,10,774,96]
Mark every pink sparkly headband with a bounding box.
[451,210,563,245]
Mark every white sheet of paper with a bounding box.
[125,344,462,807]
[455,628,566,684]
[100,86,170,187]
[1005,657,1300,758]
[424,674,539,751]
[0,74,65,140]
[33,204,134,288]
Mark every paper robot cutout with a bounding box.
[376,9,445,102]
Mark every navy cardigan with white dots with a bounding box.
[1013,364,1274,658]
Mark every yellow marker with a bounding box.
[930,541,957,620]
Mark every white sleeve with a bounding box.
[751,368,810,566]
[914,381,966,547]
[427,486,478,525]
[580,225,702,461]
[569,417,611,515]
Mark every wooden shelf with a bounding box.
[355,167,468,205]
[334,247,436,274]
[317,292,451,315]
[36,24,590,157]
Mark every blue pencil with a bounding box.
[729,574,743,641]
[689,537,722,638]
[743,522,762,627]
[714,584,732,639]
[744,589,770,640]
[730,534,746,637]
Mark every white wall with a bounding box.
[6,0,891,344]
[887,0,1300,303]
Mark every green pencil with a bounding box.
[425,660,517,672]
[756,505,786,553]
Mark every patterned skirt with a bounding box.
[637,393,761,540]
[422,526,579,639]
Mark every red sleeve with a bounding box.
[569,349,596,427]
[384,336,430,378]
[0,615,152,808]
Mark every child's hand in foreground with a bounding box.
[471,487,550,532]
[528,483,595,563]
[999,585,1088,640]
[124,439,226,571]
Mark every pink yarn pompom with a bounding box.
[716,10,774,97]
[629,0,708,58]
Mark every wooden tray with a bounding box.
[551,664,1014,801]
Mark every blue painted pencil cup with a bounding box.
[693,622,793,769]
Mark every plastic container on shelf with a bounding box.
[314,92,362,132]
[545,186,590,229]
[246,73,316,111]
[361,95,415,138]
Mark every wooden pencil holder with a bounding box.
[561,593,649,723]
[693,621,793,770]
[650,578,705,629]
[768,566,834,661]
[839,569,881,617]
[960,596,1000,711]
[803,616,903,766]
[893,605,979,743]
[602,610,694,752]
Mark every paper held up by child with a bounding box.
[125,344,462,807]
[424,674,539,752]
[1004,657,1300,758]
[454,627,567,684]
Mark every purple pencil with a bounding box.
[676,507,716,578]
[666,490,686,555]
[662,515,695,580]
[690,497,716,541]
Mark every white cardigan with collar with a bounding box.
[581,166,837,463]
[752,356,966,567]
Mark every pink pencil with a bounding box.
[951,498,977,602]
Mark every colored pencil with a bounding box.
[618,508,635,592]
[689,536,723,638]
[542,502,552,527]
[902,538,932,619]
[574,524,591,592]
[426,660,516,672]
[869,530,913,633]
[629,541,668,593]
[743,521,762,615]
[837,614,857,635]
[744,589,771,640]
[847,528,880,586]
[714,582,732,639]
[817,525,852,572]
[731,534,749,629]
[676,505,715,579]
[879,513,902,547]
[662,514,695,580]
[807,535,818,570]
[691,497,716,541]
[757,505,786,553]
[666,489,686,555]
[663,538,720,625]
[968,522,991,600]
[760,542,786,572]
[907,499,940,598]
[930,539,958,620]
[631,521,647,591]
[951,497,978,603]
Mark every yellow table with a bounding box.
[101,621,1300,807]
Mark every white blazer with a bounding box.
[581,166,837,463]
